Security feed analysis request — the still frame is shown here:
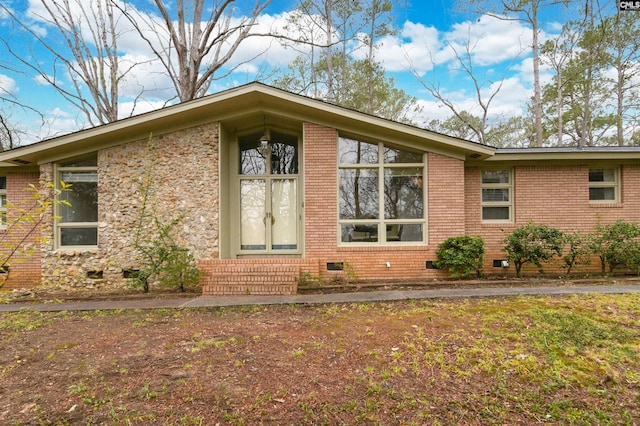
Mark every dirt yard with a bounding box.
[2,288,640,424]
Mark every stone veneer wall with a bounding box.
[40,122,220,290]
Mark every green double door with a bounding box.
[238,131,300,254]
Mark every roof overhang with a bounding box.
[478,147,640,165]
[0,82,495,169]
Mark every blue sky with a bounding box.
[0,0,620,144]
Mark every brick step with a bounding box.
[200,260,316,296]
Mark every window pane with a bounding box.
[60,154,97,167]
[339,169,379,219]
[339,137,378,164]
[270,132,298,175]
[589,169,616,183]
[590,187,616,201]
[384,147,422,163]
[482,188,509,202]
[239,132,267,175]
[341,224,379,243]
[0,176,5,190]
[60,172,98,222]
[482,206,510,220]
[271,179,297,250]
[386,224,423,242]
[60,227,98,246]
[240,179,266,250]
[482,170,510,184]
[384,168,423,219]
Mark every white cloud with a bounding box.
[34,107,84,140]
[33,74,52,86]
[376,22,441,74]
[443,14,531,66]
[118,99,169,119]
[0,4,13,20]
[0,74,18,96]
[374,14,533,80]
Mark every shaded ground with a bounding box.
[3,274,639,304]
[2,289,640,424]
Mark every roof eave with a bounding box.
[485,150,640,162]
[0,83,495,166]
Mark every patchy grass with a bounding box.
[1,294,640,424]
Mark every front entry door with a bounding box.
[238,131,300,254]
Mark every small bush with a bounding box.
[160,248,202,292]
[590,220,640,274]
[562,231,591,275]
[503,222,564,278]
[131,217,201,293]
[435,235,484,278]
[621,241,640,275]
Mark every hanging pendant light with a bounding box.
[258,114,271,156]
[258,133,271,156]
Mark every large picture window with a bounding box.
[481,169,513,222]
[57,154,98,247]
[338,137,425,244]
[589,168,619,203]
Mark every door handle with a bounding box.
[263,212,275,225]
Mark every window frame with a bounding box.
[55,158,99,250]
[481,168,513,223]
[0,176,6,229]
[588,167,620,204]
[337,136,427,246]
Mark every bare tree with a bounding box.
[1,0,141,126]
[603,12,640,146]
[409,35,510,145]
[115,0,272,103]
[272,0,422,123]
[277,0,363,103]
[540,20,581,146]
[0,113,14,151]
[0,65,45,149]
[468,0,571,147]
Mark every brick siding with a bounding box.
[466,164,640,276]
[0,172,42,289]
[302,123,450,282]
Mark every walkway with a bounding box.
[2,283,640,313]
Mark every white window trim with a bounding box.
[55,164,98,250]
[337,139,427,246]
[589,167,620,204]
[481,168,513,223]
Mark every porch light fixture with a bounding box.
[258,134,271,156]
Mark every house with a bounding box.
[1,82,639,295]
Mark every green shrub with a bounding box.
[435,235,484,278]
[502,222,564,278]
[562,231,591,275]
[590,220,640,274]
[160,247,202,292]
[620,240,640,275]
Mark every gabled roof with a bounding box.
[0,82,495,168]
